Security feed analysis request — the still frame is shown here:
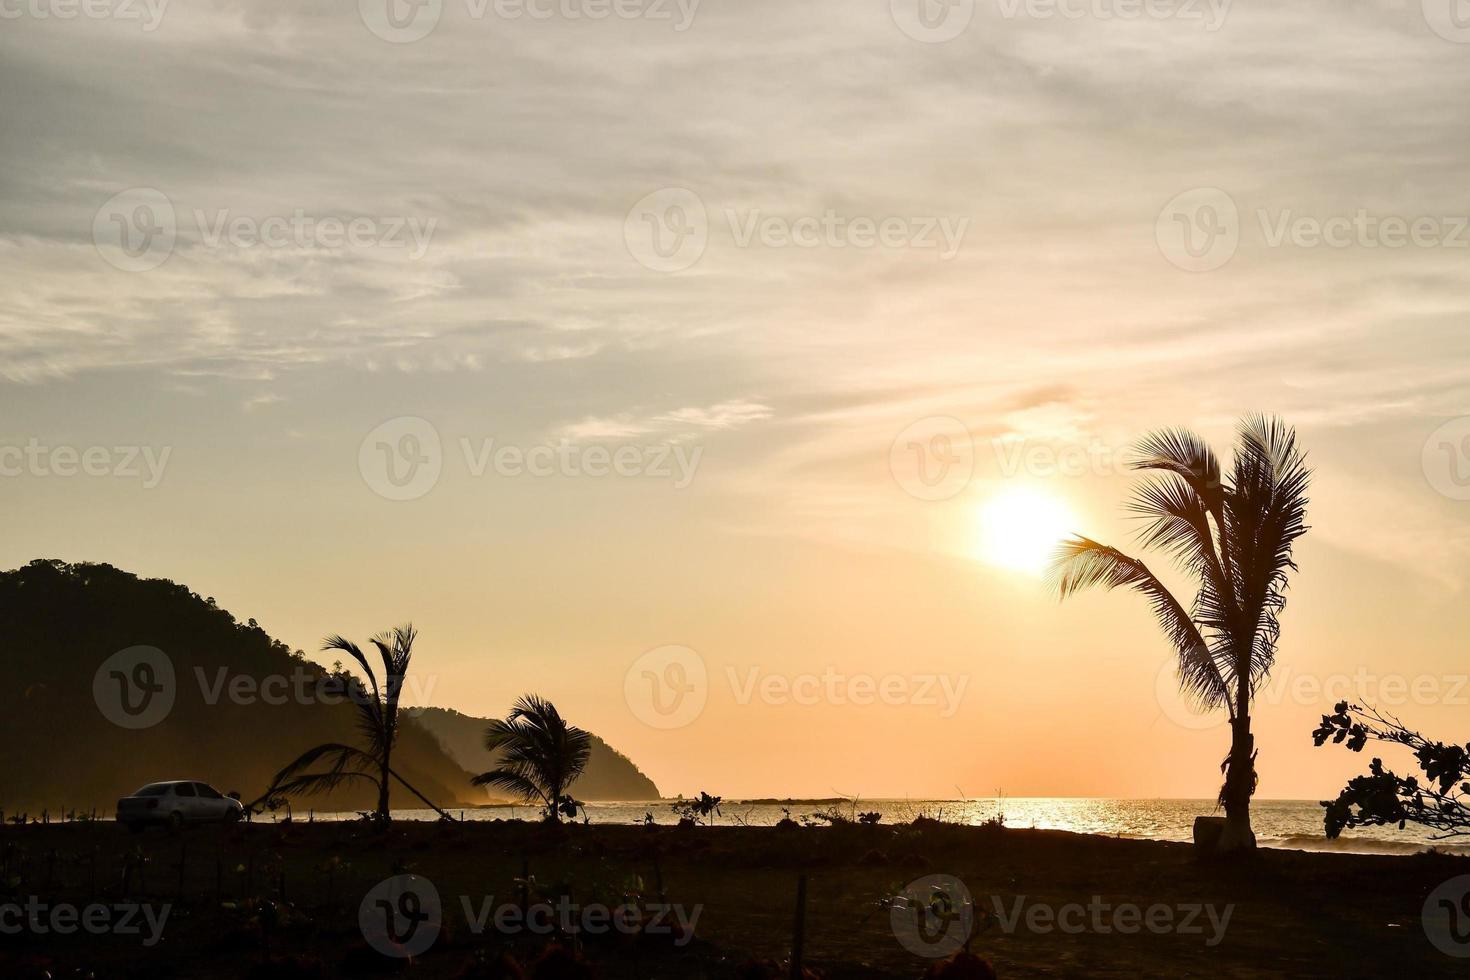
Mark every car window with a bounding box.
[174,783,196,797]
[136,784,170,797]
[195,783,222,799]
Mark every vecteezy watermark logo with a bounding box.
[1159,193,1470,265]
[1424,875,1470,957]
[359,421,703,500]
[459,437,700,486]
[626,190,968,268]
[192,209,437,256]
[359,0,699,41]
[891,0,975,42]
[1156,187,1239,272]
[0,899,171,947]
[95,648,441,726]
[625,188,708,273]
[461,895,701,943]
[1153,654,1222,732]
[94,190,438,270]
[725,209,968,259]
[1256,209,1470,250]
[890,416,974,501]
[0,440,172,487]
[987,894,1232,944]
[891,875,974,958]
[1423,0,1470,43]
[93,188,176,273]
[360,875,443,958]
[93,646,176,730]
[359,0,443,42]
[0,0,169,31]
[625,647,969,729]
[994,0,1230,29]
[727,667,969,718]
[991,435,1128,479]
[1155,652,1470,733]
[892,875,1233,953]
[359,417,443,502]
[193,665,440,708]
[1422,417,1470,501]
[478,0,701,28]
[625,645,708,729]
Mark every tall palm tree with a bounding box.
[471,694,591,823]
[266,624,452,825]
[1048,416,1310,853]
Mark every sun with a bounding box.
[973,487,1078,576]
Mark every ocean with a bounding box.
[293,797,1470,856]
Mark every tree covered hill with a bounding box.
[0,559,478,815]
[0,559,663,817]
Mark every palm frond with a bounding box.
[329,669,386,752]
[1132,426,1239,598]
[470,769,548,805]
[1130,427,1224,512]
[1128,473,1220,577]
[1225,415,1311,682]
[323,635,380,701]
[366,624,415,752]
[370,623,414,681]
[267,742,380,798]
[475,694,592,816]
[1050,537,1231,712]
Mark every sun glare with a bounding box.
[974,487,1078,576]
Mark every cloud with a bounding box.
[558,399,772,441]
[0,0,1466,583]
[241,391,283,412]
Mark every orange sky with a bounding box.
[1,2,1468,800]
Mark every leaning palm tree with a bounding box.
[1048,416,1310,853]
[471,694,591,823]
[264,624,452,825]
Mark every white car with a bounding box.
[116,780,244,832]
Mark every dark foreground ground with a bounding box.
[0,818,1466,978]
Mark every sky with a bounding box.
[2,0,1469,802]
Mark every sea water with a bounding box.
[296,797,1470,855]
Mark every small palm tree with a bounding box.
[1049,417,1310,853]
[266,624,451,825]
[471,694,591,823]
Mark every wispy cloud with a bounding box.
[558,400,773,441]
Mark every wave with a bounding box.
[1259,833,1470,857]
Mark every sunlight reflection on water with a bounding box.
[294,798,1470,855]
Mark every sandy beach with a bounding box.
[1,819,1465,978]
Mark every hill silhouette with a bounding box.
[0,559,480,815]
[407,706,660,802]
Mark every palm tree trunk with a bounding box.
[377,741,393,824]
[388,770,457,821]
[1219,674,1256,853]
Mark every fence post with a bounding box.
[790,874,808,980]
